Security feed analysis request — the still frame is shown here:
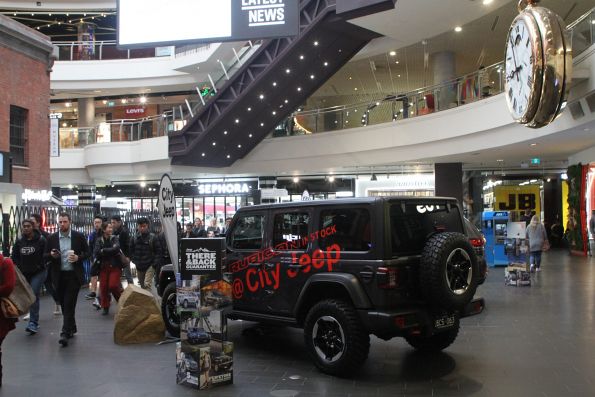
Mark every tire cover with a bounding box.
[419,232,478,311]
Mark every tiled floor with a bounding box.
[3,249,595,396]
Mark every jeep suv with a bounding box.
[159,197,485,376]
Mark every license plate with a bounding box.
[434,314,456,329]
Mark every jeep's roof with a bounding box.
[238,196,458,212]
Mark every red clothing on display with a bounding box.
[0,255,17,339]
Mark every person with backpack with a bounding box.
[0,254,17,387]
[130,218,162,290]
[30,213,61,316]
[11,219,47,335]
[93,222,123,315]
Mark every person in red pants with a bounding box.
[93,222,123,315]
[0,254,17,387]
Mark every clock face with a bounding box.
[505,18,536,121]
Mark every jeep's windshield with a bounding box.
[390,200,464,256]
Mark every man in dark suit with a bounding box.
[44,212,89,347]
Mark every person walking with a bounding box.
[0,254,18,387]
[93,222,123,315]
[182,222,198,238]
[206,218,220,236]
[111,215,133,285]
[192,218,207,237]
[130,218,162,290]
[11,219,47,334]
[30,213,61,316]
[45,212,89,347]
[86,215,104,309]
[526,215,548,272]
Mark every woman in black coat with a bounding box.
[94,222,123,315]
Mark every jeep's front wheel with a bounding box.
[304,299,370,377]
[161,282,180,337]
[405,320,460,352]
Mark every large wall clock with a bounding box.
[504,0,572,128]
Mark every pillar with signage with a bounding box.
[176,237,233,390]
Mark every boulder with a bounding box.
[114,284,165,345]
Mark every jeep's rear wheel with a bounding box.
[405,320,460,352]
[161,282,180,337]
[304,299,369,376]
[420,232,479,311]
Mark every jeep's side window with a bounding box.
[230,214,265,250]
[319,208,371,251]
[272,212,310,248]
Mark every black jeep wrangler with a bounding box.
[158,197,485,376]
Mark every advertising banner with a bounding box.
[50,118,60,157]
[494,185,541,220]
[181,238,225,281]
[158,174,179,271]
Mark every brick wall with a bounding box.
[0,45,50,189]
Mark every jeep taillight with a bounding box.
[377,267,398,289]
[469,237,484,247]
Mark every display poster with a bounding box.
[50,118,60,157]
[158,174,179,271]
[177,237,233,390]
[494,185,541,220]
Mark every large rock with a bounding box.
[114,285,165,345]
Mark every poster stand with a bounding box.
[176,237,233,390]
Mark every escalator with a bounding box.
[169,0,395,167]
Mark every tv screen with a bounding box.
[117,0,299,48]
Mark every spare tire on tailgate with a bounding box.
[420,232,478,311]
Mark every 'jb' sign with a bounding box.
[494,185,541,213]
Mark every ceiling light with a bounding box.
[354,88,358,91]
[349,76,352,80]
[140,181,146,188]
[249,134,253,138]
[454,26,462,32]
[284,99,288,104]
[293,177,299,183]
[547,178,551,182]
[121,99,127,104]
[272,111,276,115]
[297,87,302,92]
[139,96,147,103]
[323,62,328,66]
[226,155,230,159]
[223,130,228,135]
[496,159,504,162]
[247,107,251,111]
[235,119,239,123]
[259,94,264,100]
[328,176,335,182]
[117,189,121,192]
[310,74,315,79]
[286,68,291,74]
[397,74,401,77]
[395,61,399,64]
[530,143,537,146]
[561,173,568,180]
[62,122,67,127]
[201,153,205,157]
[212,142,216,146]
[237,144,242,148]
[272,82,277,87]
[65,102,72,107]
[102,100,107,105]
[299,55,304,60]
[314,41,319,46]
[389,51,397,56]
[482,0,493,4]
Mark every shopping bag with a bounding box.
[542,240,550,252]
[0,297,19,318]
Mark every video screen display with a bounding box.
[118,0,299,48]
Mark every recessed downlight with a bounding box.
[454,26,462,32]
[389,51,396,56]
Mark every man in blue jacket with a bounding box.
[11,219,47,335]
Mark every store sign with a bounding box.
[124,107,146,116]
[118,0,299,47]
[260,188,288,199]
[50,118,60,157]
[158,174,179,272]
[197,183,251,195]
[22,189,52,203]
[49,112,63,119]
[494,185,541,213]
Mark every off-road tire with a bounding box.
[161,282,180,337]
[405,320,460,352]
[304,299,370,377]
[420,232,479,311]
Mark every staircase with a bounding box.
[169,0,390,167]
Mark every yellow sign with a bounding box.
[494,185,541,218]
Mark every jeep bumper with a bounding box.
[358,297,485,340]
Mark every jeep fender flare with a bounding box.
[294,273,372,317]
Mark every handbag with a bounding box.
[119,250,131,266]
[542,240,551,252]
[0,297,19,318]
[5,263,35,316]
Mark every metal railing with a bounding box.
[53,40,213,61]
[58,41,261,149]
